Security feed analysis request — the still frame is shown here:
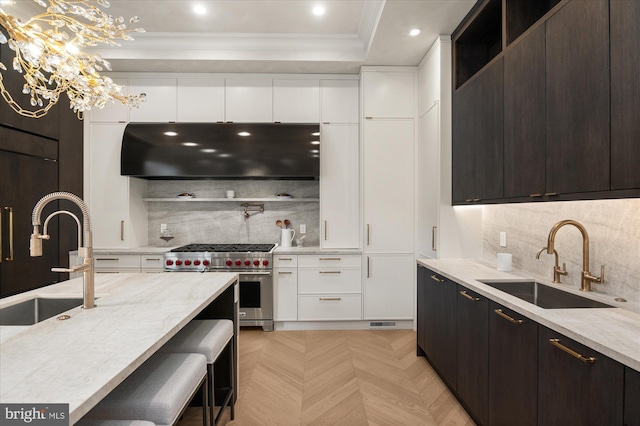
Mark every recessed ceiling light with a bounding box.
[237,131,251,137]
[311,141,320,145]
[164,131,178,136]
[193,4,207,15]
[409,28,421,37]
[182,142,198,147]
[312,5,325,16]
[201,149,216,153]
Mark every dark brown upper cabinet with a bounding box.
[505,0,561,46]
[610,0,640,191]
[545,0,610,195]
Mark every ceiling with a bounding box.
[6,0,476,74]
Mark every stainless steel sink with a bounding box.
[478,280,614,309]
[0,297,84,325]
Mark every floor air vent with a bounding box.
[369,321,397,329]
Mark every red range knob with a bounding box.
[244,260,251,266]
[194,260,201,266]
[235,260,241,266]
[175,260,183,266]
[253,260,260,266]
[184,260,192,266]
[203,260,210,266]
[262,260,269,266]
[166,260,174,266]
[225,260,232,267]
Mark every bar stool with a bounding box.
[75,421,156,426]
[161,319,234,426]
[82,353,208,426]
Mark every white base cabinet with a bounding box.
[298,294,362,321]
[363,254,414,320]
[274,255,298,321]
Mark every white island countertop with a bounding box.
[418,259,640,372]
[0,272,238,424]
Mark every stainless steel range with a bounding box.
[164,243,276,331]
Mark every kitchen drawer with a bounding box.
[298,254,361,268]
[273,255,298,268]
[298,294,362,321]
[141,255,165,271]
[298,268,361,294]
[94,254,141,270]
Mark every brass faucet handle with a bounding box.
[52,264,89,273]
[584,265,605,284]
[553,263,568,283]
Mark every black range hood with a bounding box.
[121,122,320,180]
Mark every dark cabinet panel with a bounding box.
[503,24,546,198]
[488,301,537,426]
[416,266,427,356]
[456,285,488,425]
[538,326,624,425]
[611,0,640,190]
[626,367,640,426]
[452,82,476,203]
[545,0,610,195]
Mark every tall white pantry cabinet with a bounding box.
[360,67,417,320]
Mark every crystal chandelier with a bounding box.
[0,0,145,118]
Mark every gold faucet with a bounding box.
[536,247,568,283]
[545,220,604,292]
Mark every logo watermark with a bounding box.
[0,404,68,426]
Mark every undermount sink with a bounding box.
[0,297,84,326]
[478,280,614,309]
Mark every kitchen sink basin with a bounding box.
[0,297,84,326]
[478,280,614,309]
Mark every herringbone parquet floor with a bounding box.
[179,328,475,426]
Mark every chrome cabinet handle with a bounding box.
[4,207,13,261]
[460,290,480,301]
[494,309,523,325]
[319,297,341,301]
[549,339,596,364]
[430,274,445,283]
[431,226,437,251]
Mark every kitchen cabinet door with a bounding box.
[320,124,359,249]
[177,78,225,122]
[273,79,319,123]
[503,24,546,199]
[456,285,488,425]
[488,301,538,426]
[545,0,609,195]
[610,1,640,191]
[363,119,414,253]
[625,367,640,426]
[320,79,359,124]
[225,78,273,123]
[363,254,413,320]
[88,78,130,123]
[417,104,439,258]
[416,265,427,355]
[129,78,177,122]
[274,268,298,321]
[361,70,415,118]
[538,325,624,425]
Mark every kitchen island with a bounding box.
[0,272,238,424]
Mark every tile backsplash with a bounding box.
[147,180,320,247]
[482,198,640,302]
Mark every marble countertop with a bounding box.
[71,246,177,255]
[274,246,362,255]
[418,259,640,372]
[0,272,238,424]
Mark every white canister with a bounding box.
[226,190,235,198]
[497,253,513,272]
[280,228,296,248]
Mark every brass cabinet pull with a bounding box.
[544,192,559,196]
[96,271,120,274]
[367,257,371,278]
[145,258,160,261]
[365,116,373,120]
[324,220,327,241]
[430,274,445,283]
[4,207,13,261]
[494,309,524,325]
[279,257,293,261]
[460,290,480,301]
[278,271,293,275]
[530,193,543,197]
[120,220,124,241]
[465,198,473,202]
[319,257,341,261]
[319,297,341,301]
[472,198,480,202]
[431,226,437,251]
[319,271,341,274]
[549,339,596,364]
[96,258,120,261]
[366,224,371,245]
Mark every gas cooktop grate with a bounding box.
[170,243,276,253]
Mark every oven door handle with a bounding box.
[239,271,272,276]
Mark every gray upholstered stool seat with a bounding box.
[161,320,234,426]
[82,353,207,426]
[75,421,156,426]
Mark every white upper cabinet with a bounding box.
[273,79,320,123]
[177,78,225,122]
[88,78,130,123]
[225,78,273,122]
[361,70,416,118]
[129,78,177,122]
[320,79,359,124]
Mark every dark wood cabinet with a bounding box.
[488,301,538,426]
[538,326,624,425]
[417,267,458,390]
[456,285,488,425]
[503,24,546,199]
[610,0,640,191]
[545,0,610,195]
[416,266,427,356]
[626,367,640,426]
[452,58,503,203]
